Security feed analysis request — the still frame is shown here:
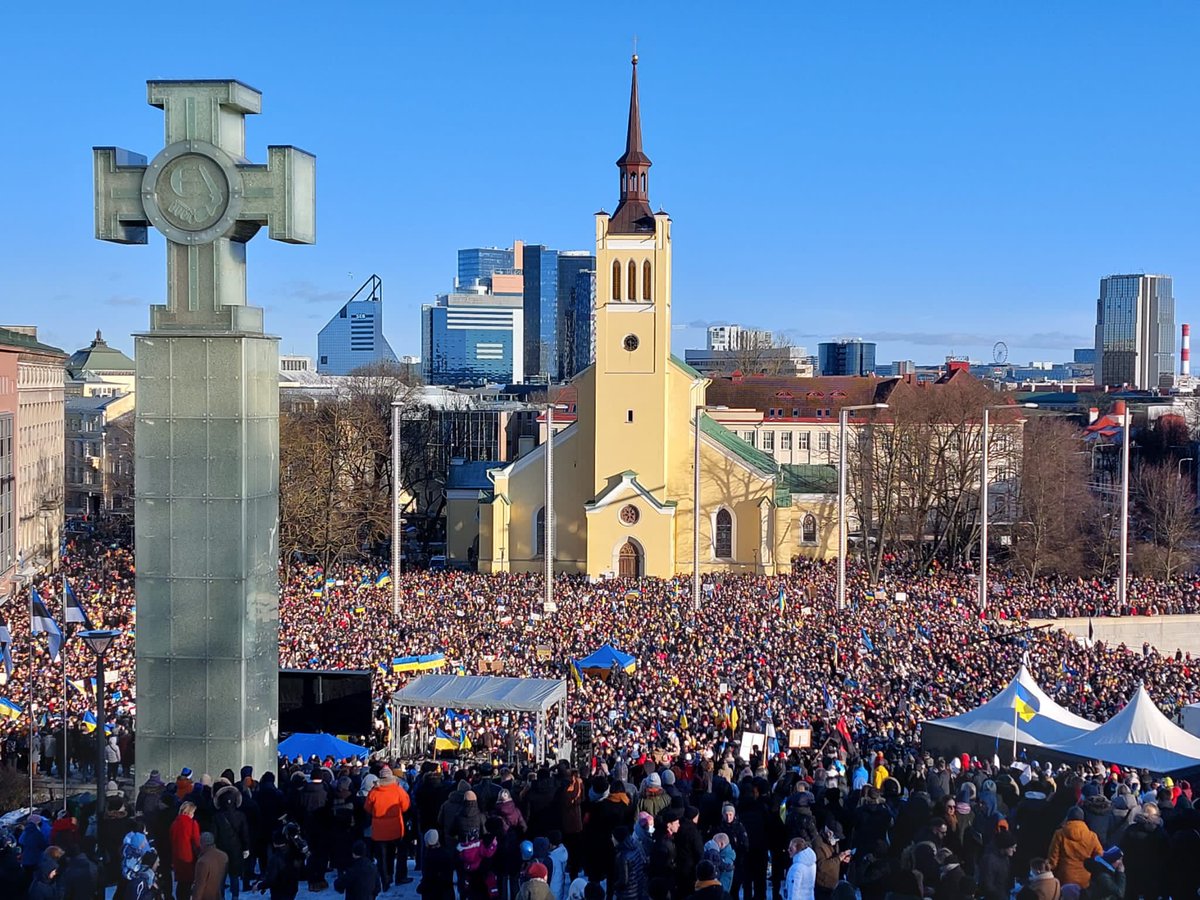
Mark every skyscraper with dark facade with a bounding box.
[1094,273,1175,389]
[521,245,595,382]
[557,252,596,379]
[818,339,877,376]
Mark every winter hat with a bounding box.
[240,766,254,780]
[645,773,662,788]
[956,783,976,802]
[528,862,548,880]
[1112,794,1134,811]
[424,830,440,847]
[696,860,717,882]
[1082,781,1102,799]
[180,767,192,778]
[146,770,164,786]
[200,774,213,787]
[661,770,676,786]
[995,831,1017,850]
[106,781,122,797]
[1067,806,1085,821]
[533,837,551,859]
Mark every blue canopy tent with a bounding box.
[278,732,370,761]
[578,644,637,676]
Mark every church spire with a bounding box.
[610,54,655,234]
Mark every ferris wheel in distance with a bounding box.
[993,341,1009,365]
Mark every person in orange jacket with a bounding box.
[1047,807,1104,889]
[364,765,412,890]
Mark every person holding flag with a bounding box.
[30,589,63,663]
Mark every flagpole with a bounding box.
[61,581,68,808]
[28,585,33,812]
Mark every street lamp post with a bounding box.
[837,404,888,611]
[390,401,402,616]
[545,403,569,613]
[1118,402,1131,609]
[79,630,118,817]
[979,403,1038,608]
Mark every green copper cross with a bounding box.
[93,80,315,331]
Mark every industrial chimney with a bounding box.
[1183,323,1191,376]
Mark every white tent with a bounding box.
[922,665,1098,758]
[1056,684,1200,773]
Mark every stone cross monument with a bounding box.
[93,80,314,776]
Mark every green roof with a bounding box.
[670,354,704,380]
[66,331,135,376]
[699,414,779,479]
[0,326,65,356]
[779,463,837,494]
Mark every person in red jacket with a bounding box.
[364,765,412,890]
[169,801,201,900]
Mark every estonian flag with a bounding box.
[63,577,94,628]
[1013,683,1041,723]
[0,697,21,720]
[30,589,63,662]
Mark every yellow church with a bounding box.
[450,56,836,578]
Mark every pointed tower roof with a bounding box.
[66,329,135,376]
[610,54,656,234]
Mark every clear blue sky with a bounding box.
[3,3,1199,368]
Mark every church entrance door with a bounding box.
[618,540,642,578]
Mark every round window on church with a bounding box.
[619,504,640,526]
[623,334,639,352]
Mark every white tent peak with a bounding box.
[1057,682,1200,773]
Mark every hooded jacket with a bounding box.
[364,774,411,842]
[783,847,816,900]
[612,834,648,900]
[1046,820,1103,888]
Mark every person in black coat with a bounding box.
[648,812,679,900]
[612,826,648,900]
[214,785,252,900]
[260,830,302,900]
[674,809,705,900]
[1119,807,1168,900]
[59,846,99,900]
[686,860,730,900]
[736,782,769,900]
[335,840,382,900]
[419,830,457,900]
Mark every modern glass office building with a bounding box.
[818,339,877,376]
[421,293,524,385]
[556,253,596,380]
[457,247,517,293]
[1095,274,1174,389]
[316,278,399,375]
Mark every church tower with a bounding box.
[592,54,674,501]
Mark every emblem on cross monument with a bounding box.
[93,80,315,330]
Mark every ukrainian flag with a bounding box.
[392,652,446,673]
[434,729,459,752]
[728,703,740,733]
[623,588,641,600]
[679,710,689,732]
[0,697,22,720]
[1013,683,1041,723]
[568,659,583,689]
[82,711,98,732]
[777,588,786,613]
[376,571,392,588]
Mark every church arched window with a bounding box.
[640,172,646,192]
[535,507,546,557]
[628,261,638,301]
[642,260,652,301]
[801,513,817,544]
[612,260,622,301]
[714,508,733,559]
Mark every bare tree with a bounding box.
[730,331,802,377]
[1009,417,1094,580]
[1134,460,1199,578]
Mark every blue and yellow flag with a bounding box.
[568,659,583,689]
[728,702,740,733]
[777,589,786,613]
[679,710,689,732]
[376,571,392,588]
[82,711,98,732]
[1013,683,1041,723]
[0,697,22,720]
[434,729,460,752]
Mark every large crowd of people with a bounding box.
[2,530,1200,897]
[5,532,1200,768]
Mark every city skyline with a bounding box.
[3,5,1199,368]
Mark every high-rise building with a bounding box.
[457,244,521,293]
[421,292,524,385]
[316,275,399,375]
[818,339,877,376]
[707,324,773,352]
[1094,273,1175,389]
[556,252,596,380]
[521,245,557,381]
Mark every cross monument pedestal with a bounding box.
[93,80,315,777]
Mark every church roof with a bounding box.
[779,464,837,495]
[699,414,779,479]
[447,460,501,491]
[66,330,135,376]
[670,354,705,381]
[0,326,65,357]
[610,54,656,235]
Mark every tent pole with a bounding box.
[1012,703,1018,765]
